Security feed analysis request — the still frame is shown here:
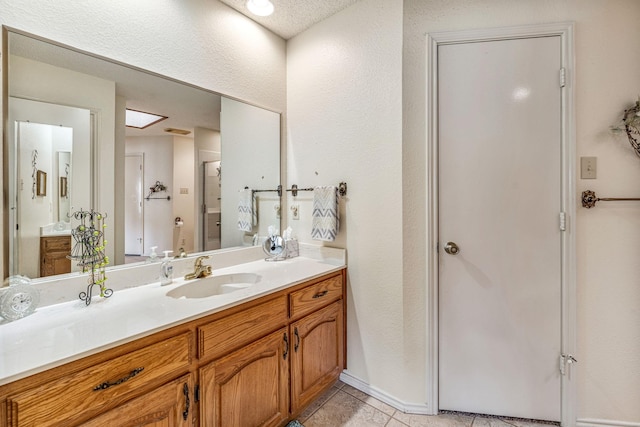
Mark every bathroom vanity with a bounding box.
[0,248,346,427]
[39,235,71,277]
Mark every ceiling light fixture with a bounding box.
[125,108,168,129]
[164,128,191,136]
[246,0,274,17]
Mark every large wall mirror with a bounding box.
[3,28,282,280]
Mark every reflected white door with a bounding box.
[124,154,144,255]
[203,160,222,251]
[438,36,562,421]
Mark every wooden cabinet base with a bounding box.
[290,300,344,413]
[80,375,194,427]
[200,329,290,427]
[0,269,346,427]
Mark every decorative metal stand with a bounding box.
[68,209,112,305]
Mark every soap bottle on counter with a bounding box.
[147,246,159,263]
[160,250,174,286]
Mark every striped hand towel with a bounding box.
[237,189,257,232]
[311,186,339,241]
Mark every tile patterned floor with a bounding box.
[298,381,559,427]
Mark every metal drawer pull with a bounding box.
[283,333,289,360]
[183,383,190,421]
[294,327,300,352]
[312,290,328,299]
[93,367,144,391]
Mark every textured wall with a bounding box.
[287,0,408,401]
[0,0,286,110]
[402,0,640,422]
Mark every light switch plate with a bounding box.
[581,157,597,179]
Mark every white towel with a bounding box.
[311,186,339,241]
[237,189,257,232]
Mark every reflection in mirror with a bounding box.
[8,98,92,278]
[4,29,281,280]
[57,151,71,221]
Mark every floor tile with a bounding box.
[304,390,391,427]
[298,384,342,422]
[472,417,514,427]
[392,412,474,427]
[341,384,397,416]
[386,418,410,427]
[499,419,559,427]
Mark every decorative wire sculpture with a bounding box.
[145,180,171,200]
[68,209,112,305]
[31,150,38,200]
[622,98,640,158]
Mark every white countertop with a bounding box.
[0,247,345,386]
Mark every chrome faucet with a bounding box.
[184,255,212,280]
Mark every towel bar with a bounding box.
[245,182,348,198]
[288,182,347,197]
[582,190,640,208]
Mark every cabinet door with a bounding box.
[200,328,289,427]
[80,374,194,427]
[290,300,344,413]
[40,236,71,277]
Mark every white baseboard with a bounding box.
[577,419,640,427]
[339,370,434,415]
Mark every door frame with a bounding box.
[425,23,576,425]
[124,152,144,256]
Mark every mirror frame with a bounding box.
[1,26,284,280]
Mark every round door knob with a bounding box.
[444,241,460,255]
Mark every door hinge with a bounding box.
[560,353,577,375]
[559,212,566,231]
[559,68,566,88]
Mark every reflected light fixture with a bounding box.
[125,108,168,129]
[247,0,274,16]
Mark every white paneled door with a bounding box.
[124,154,144,256]
[438,36,562,421]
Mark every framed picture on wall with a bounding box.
[36,170,47,196]
[60,177,68,198]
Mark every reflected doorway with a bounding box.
[202,160,221,251]
[124,154,144,256]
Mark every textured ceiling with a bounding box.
[219,0,361,39]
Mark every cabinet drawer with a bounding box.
[198,295,287,361]
[289,273,343,320]
[41,236,71,252]
[6,332,192,427]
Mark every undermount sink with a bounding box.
[166,273,260,299]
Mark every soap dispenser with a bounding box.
[160,250,174,286]
[147,246,159,263]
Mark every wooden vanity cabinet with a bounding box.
[1,331,194,427]
[288,273,345,414]
[196,270,346,426]
[290,301,344,413]
[0,268,346,427]
[80,374,194,427]
[40,235,72,277]
[199,328,290,427]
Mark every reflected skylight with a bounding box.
[126,109,168,129]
